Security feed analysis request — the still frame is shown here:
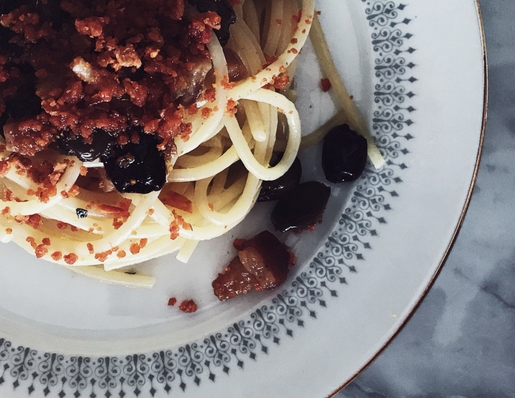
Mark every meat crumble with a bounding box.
[212,230,296,301]
[0,0,236,193]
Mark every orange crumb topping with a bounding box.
[51,251,62,261]
[35,244,48,258]
[225,99,237,116]
[130,242,141,255]
[64,253,78,265]
[162,191,193,213]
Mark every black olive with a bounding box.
[0,25,13,52]
[0,63,41,136]
[76,208,88,219]
[102,127,166,194]
[1,0,65,16]
[322,124,367,183]
[0,26,24,65]
[258,156,302,202]
[118,66,146,83]
[2,90,41,121]
[188,0,236,46]
[271,181,331,233]
[35,0,70,29]
[55,128,114,162]
[0,0,33,14]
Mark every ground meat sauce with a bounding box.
[0,0,235,193]
[188,0,235,46]
[178,298,197,313]
[212,230,296,301]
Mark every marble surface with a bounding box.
[337,1,515,397]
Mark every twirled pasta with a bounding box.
[0,0,316,288]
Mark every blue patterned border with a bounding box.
[0,1,416,396]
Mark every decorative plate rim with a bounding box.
[329,0,488,395]
[0,1,487,397]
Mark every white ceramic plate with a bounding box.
[0,0,486,397]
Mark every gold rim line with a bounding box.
[328,0,488,396]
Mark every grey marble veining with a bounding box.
[337,1,515,397]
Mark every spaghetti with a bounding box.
[0,0,317,287]
[0,0,382,289]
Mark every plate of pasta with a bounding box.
[0,0,485,397]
